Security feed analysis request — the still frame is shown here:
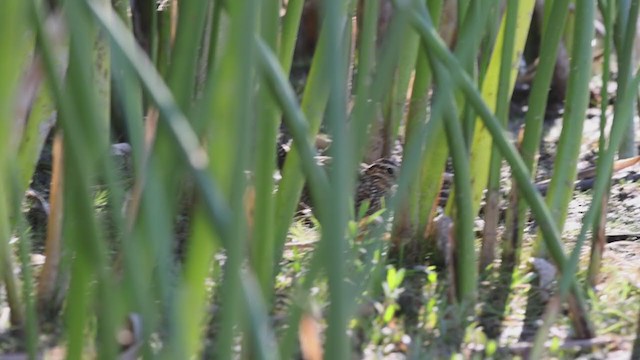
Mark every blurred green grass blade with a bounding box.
[482,0,519,270]
[16,216,38,358]
[65,258,92,359]
[150,4,211,318]
[209,3,257,359]
[139,1,210,346]
[519,0,572,173]
[416,94,449,238]
[508,0,572,257]
[277,246,325,358]
[382,22,419,156]
[0,0,29,328]
[391,42,449,260]
[28,0,78,327]
[0,187,23,328]
[322,0,350,356]
[119,230,159,359]
[614,0,639,158]
[241,272,280,360]
[127,93,180,360]
[533,0,596,256]
[167,0,209,111]
[352,0,379,105]
[95,2,248,358]
[186,1,260,358]
[256,38,330,209]
[94,0,110,146]
[431,63,476,304]
[87,4,242,356]
[408,2,595,335]
[447,0,535,219]
[255,44,338,353]
[108,6,154,350]
[57,0,120,355]
[387,0,434,251]
[413,0,445,235]
[147,0,160,66]
[87,2,233,236]
[169,6,224,350]
[455,0,499,145]
[457,0,470,24]
[252,0,281,299]
[259,7,354,357]
[453,0,492,71]
[205,1,223,75]
[177,211,220,356]
[279,0,305,73]
[31,0,117,355]
[533,5,626,353]
[136,159,182,357]
[110,47,144,170]
[588,0,615,284]
[16,56,58,194]
[30,3,127,357]
[567,0,631,313]
[477,0,502,80]
[402,48,432,238]
[156,4,173,76]
[350,7,410,166]
[0,0,30,126]
[82,1,160,351]
[382,1,421,157]
[443,0,498,216]
[253,0,307,308]
[554,46,640,349]
[272,18,336,269]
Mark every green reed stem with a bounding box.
[408,0,593,336]
[533,18,640,360]
[534,0,596,256]
[482,0,518,271]
[588,0,615,285]
[505,0,571,254]
[432,64,477,303]
[252,0,280,301]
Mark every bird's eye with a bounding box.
[386,167,395,175]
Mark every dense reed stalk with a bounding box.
[533,9,640,358]
[615,0,640,158]
[432,65,476,303]
[2,0,639,357]
[481,0,519,271]
[252,0,281,302]
[588,0,616,286]
[0,0,29,329]
[507,0,572,259]
[533,0,596,257]
[408,0,594,337]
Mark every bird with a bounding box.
[275,131,400,218]
[354,158,399,216]
[297,157,399,218]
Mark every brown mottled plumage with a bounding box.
[298,157,399,217]
[276,141,290,171]
[354,158,399,215]
[275,132,399,217]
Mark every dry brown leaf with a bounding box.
[299,313,323,360]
